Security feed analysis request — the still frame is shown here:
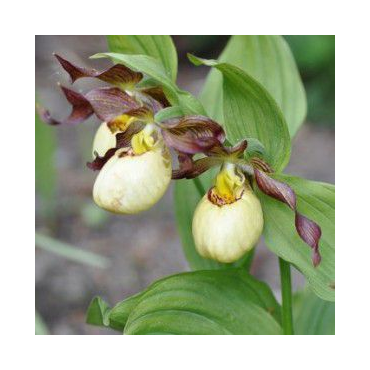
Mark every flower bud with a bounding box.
[192,165,263,263]
[93,143,171,214]
[92,115,134,157]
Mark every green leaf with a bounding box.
[86,293,144,332]
[189,55,291,172]
[86,269,282,335]
[92,52,205,116]
[35,233,110,269]
[294,288,335,335]
[199,35,306,137]
[35,110,56,210]
[85,297,112,327]
[257,175,335,301]
[107,35,178,82]
[154,105,184,122]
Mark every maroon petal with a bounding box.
[85,87,140,122]
[37,86,93,125]
[87,148,117,171]
[172,156,222,179]
[162,115,225,143]
[115,121,146,148]
[254,168,296,210]
[228,140,248,157]
[139,86,170,108]
[54,54,143,87]
[162,130,221,154]
[295,212,322,267]
[161,115,225,155]
[254,168,322,267]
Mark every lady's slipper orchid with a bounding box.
[173,140,323,266]
[38,55,226,214]
[192,163,263,263]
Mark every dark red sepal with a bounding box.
[54,54,143,87]
[87,148,117,171]
[254,168,322,267]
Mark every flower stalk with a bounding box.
[278,257,294,335]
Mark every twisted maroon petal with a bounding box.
[37,86,94,125]
[38,85,141,126]
[254,168,296,210]
[254,168,322,267]
[54,54,143,87]
[295,212,322,267]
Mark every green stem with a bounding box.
[278,257,294,335]
[192,177,206,197]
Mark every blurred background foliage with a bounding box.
[35,35,334,334]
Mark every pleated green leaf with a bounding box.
[107,35,178,82]
[86,269,282,335]
[294,288,335,335]
[199,35,306,137]
[189,55,291,172]
[257,174,335,301]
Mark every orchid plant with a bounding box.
[38,35,335,335]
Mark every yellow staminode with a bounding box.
[213,164,244,203]
[131,125,156,155]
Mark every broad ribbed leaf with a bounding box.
[200,35,306,137]
[92,53,205,116]
[107,35,178,82]
[257,174,335,301]
[189,55,291,172]
[86,269,282,335]
[294,288,335,335]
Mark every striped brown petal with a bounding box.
[139,86,170,108]
[39,85,141,126]
[161,115,225,154]
[84,87,140,121]
[254,168,322,267]
[162,130,222,154]
[54,54,143,87]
